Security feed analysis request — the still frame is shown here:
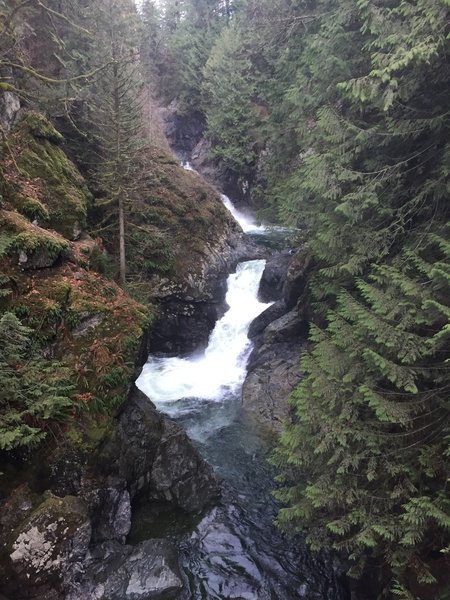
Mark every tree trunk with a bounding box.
[118,192,126,286]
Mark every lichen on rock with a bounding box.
[8,495,91,590]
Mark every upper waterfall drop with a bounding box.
[136,260,271,412]
[181,160,264,233]
[221,194,266,233]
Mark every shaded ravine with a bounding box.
[135,196,349,600]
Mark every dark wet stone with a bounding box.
[282,245,313,310]
[149,420,220,512]
[70,539,182,600]
[258,251,291,303]
[247,300,287,339]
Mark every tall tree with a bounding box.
[88,0,145,285]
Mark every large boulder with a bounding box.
[6,495,91,597]
[149,420,219,512]
[258,251,292,303]
[0,386,220,600]
[17,245,65,270]
[98,386,220,509]
[247,301,288,339]
[262,309,306,345]
[70,539,183,600]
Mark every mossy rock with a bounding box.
[0,210,69,269]
[19,111,64,144]
[99,144,238,282]
[3,112,92,240]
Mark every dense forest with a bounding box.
[1,0,449,599]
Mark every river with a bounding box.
[135,195,349,600]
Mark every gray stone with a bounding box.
[86,486,131,543]
[69,539,182,600]
[282,245,312,310]
[0,88,20,133]
[115,388,165,497]
[242,342,303,432]
[8,495,91,591]
[244,302,307,432]
[262,309,306,345]
[247,301,287,339]
[97,386,220,512]
[150,419,220,512]
[258,252,291,303]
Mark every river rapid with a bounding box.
[135,194,349,600]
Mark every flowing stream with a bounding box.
[135,194,348,600]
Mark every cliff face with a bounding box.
[0,108,242,599]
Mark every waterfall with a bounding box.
[221,194,266,233]
[136,260,271,414]
[181,160,264,233]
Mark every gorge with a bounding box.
[1,1,449,599]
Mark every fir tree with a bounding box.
[88,0,145,285]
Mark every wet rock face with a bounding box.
[149,420,219,512]
[258,251,292,303]
[243,341,303,431]
[283,245,312,311]
[148,234,268,355]
[149,299,225,355]
[163,108,205,160]
[71,539,183,600]
[190,137,251,208]
[243,248,312,432]
[100,387,220,509]
[87,486,131,544]
[247,300,288,339]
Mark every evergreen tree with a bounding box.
[268,0,450,596]
[88,0,145,285]
[202,18,264,177]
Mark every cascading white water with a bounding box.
[136,260,271,415]
[182,160,194,171]
[221,194,266,233]
[181,159,265,232]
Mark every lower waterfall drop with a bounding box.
[137,259,270,416]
